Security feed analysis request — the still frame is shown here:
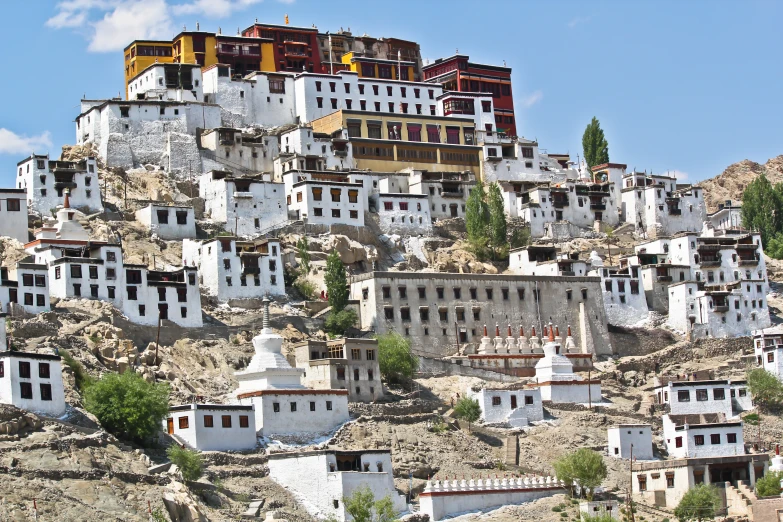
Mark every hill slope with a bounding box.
[698,155,783,212]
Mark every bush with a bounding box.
[343,485,398,522]
[84,371,169,442]
[453,397,481,432]
[293,277,316,300]
[673,484,720,522]
[167,445,203,482]
[60,349,95,392]
[325,308,357,336]
[553,448,607,500]
[756,470,783,497]
[376,332,419,383]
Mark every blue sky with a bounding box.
[1,0,781,185]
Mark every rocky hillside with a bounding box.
[698,155,783,212]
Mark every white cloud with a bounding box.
[171,0,262,18]
[46,0,119,28]
[0,129,53,156]
[519,90,543,108]
[88,0,174,52]
[567,15,592,29]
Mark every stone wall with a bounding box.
[615,337,752,374]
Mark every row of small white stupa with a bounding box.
[476,324,578,355]
[424,475,565,492]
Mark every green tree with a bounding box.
[453,397,481,432]
[325,308,358,336]
[376,331,419,383]
[297,237,311,275]
[582,117,610,175]
[766,232,783,260]
[673,484,721,522]
[742,172,783,246]
[466,180,490,246]
[509,226,531,249]
[84,371,169,442]
[755,470,783,497]
[605,226,615,265]
[747,368,783,412]
[553,448,607,500]
[343,485,399,522]
[324,250,349,313]
[487,182,508,259]
[167,445,203,482]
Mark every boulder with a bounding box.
[162,481,208,522]
[329,235,367,264]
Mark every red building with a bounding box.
[423,54,516,136]
[242,22,321,73]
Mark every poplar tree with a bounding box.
[582,117,610,173]
[742,172,783,246]
[465,180,490,245]
[487,182,508,257]
[324,250,348,313]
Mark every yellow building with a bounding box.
[124,32,275,99]
[124,40,174,97]
[341,52,416,82]
[311,110,482,175]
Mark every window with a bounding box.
[666,473,675,488]
[713,388,725,400]
[366,350,376,361]
[273,402,280,413]
[436,287,444,299]
[19,361,30,379]
[427,125,440,143]
[89,266,98,279]
[331,98,338,109]
[677,390,690,402]
[222,415,232,428]
[739,388,747,397]
[446,127,460,144]
[19,382,32,400]
[492,396,501,406]
[70,265,82,278]
[525,395,534,405]
[326,401,332,411]
[178,416,189,429]
[55,267,61,280]
[727,433,737,443]
[485,288,493,300]
[316,97,323,108]
[694,435,705,446]
[7,199,20,211]
[40,383,52,401]
[769,353,775,363]
[710,434,721,444]
[139,304,145,316]
[106,268,116,280]
[127,286,138,300]
[696,389,708,401]
[200,415,214,428]
[407,124,422,142]
[239,415,249,428]
[24,293,33,306]
[638,475,647,491]
[36,294,45,306]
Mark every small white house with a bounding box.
[754,325,783,380]
[708,200,743,233]
[0,346,65,418]
[662,414,745,459]
[580,500,619,521]
[0,189,29,243]
[607,424,653,460]
[268,449,407,521]
[164,404,257,451]
[653,379,751,418]
[16,154,102,215]
[284,171,367,227]
[127,63,203,102]
[135,204,196,240]
[469,387,543,428]
[0,262,51,315]
[374,193,432,235]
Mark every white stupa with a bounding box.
[533,323,601,404]
[771,444,783,472]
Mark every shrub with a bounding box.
[756,470,783,497]
[674,484,720,522]
[60,349,95,391]
[293,277,316,300]
[84,371,169,442]
[343,485,398,522]
[167,445,203,482]
[453,397,481,432]
[325,308,357,336]
[376,331,419,383]
[150,507,168,522]
[553,448,607,500]
[552,506,563,512]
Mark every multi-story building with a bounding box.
[199,127,278,175]
[423,54,517,136]
[127,63,203,102]
[708,200,743,233]
[199,171,287,237]
[589,263,649,327]
[26,199,201,327]
[652,378,752,418]
[16,154,102,215]
[482,137,577,185]
[182,236,285,304]
[662,414,745,459]
[241,22,321,73]
[591,163,628,188]
[0,263,51,315]
[408,170,476,220]
[274,126,354,177]
[283,171,367,227]
[468,387,543,428]
[505,180,620,237]
[753,325,783,380]
[123,40,175,98]
[316,30,423,80]
[340,52,416,83]
[0,188,29,243]
[620,171,705,237]
[135,204,196,240]
[294,338,383,402]
[310,109,482,176]
[375,192,431,236]
[172,30,275,76]
[509,246,589,277]
[349,271,612,358]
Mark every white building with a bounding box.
[653,379,752,418]
[509,246,589,277]
[420,475,564,522]
[437,92,495,140]
[283,171,367,227]
[482,135,577,185]
[620,172,705,237]
[589,255,649,327]
[75,99,221,174]
[135,204,196,240]
[662,414,745,458]
[16,154,102,215]
[199,127,278,176]
[199,171,287,237]
[532,327,602,404]
[273,126,355,178]
[753,326,783,380]
[0,331,65,418]
[27,198,202,327]
[0,189,29,243]
[234,300,349,438]
[468,387,543,428]
[268,449,407,521]
[127,63,203,102]
[163,403,257,451]
[182,237,284,304]
[708,200,743,233]
[580,500,620,521]
[375,193,431,235]
[0,262,51,315]
[408,170,475,220]
[507,181,620,238]
[607,424,654,460]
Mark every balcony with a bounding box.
[334,150,348,157]
[713,305,729,313]
[656,276,673,282]
[668,208,682,215]
[233,192,253,199]
[553,199,569,208]
[54,181,77,190]
[697,244,722,251]
[284,48,308,58]
[560,271,575,277]
[486,155,502,162]
[590,203,606,211]
[242,266,261,275]
[441,191,464,198]
[739,257,759,266]
[700,260,721,267]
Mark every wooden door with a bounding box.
[166,417,174,434]
[510,395,518,410]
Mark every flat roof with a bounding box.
[169,403,253,412]
[0,351,61,361]
[350,271,600,284]
[633,453,768,472]
[268,448,391,461]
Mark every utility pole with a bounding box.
[588,368,592,409]
[628,444,635,522]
